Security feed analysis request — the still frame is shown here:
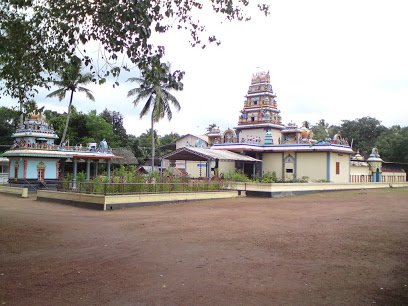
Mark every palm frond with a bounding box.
[127,86,152,98]
[46,88,67,101]
[127,63,183,125]
[127,77,144,84]
[78,87,95,101]
[140,95,154,118]
[163,90,181,111]
[78,73,93,85]
[130,89,152,107]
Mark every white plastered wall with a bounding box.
[350,165,371,176]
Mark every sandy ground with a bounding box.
[1,188,407,306]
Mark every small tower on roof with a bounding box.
[235,71,285,145]
[238,71,282,126]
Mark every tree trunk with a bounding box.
[60,90,74,146]
[151,111,155,172]
[19,98,24,125]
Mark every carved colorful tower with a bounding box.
[236,71,285,145]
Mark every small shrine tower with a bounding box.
[367,147,383,182]
[236,71,285,145]
[2,110,116,189]
[2,111,71,187]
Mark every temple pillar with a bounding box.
[107,159,111,181]
[86,159,91,181]
[160,158,164,183]
[72,159,78,190]
[207,159,211,179]
[94,161,98,177]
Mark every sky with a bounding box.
[2,0,408,137]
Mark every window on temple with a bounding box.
[336,162,340,175]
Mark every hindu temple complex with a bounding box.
[164,71,406,183]
[0,71,405,187]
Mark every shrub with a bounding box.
[259,171,277,183]
[224,170,250,182]
[314,179,331,183]
[77,171,86,182]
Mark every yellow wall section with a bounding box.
[262,153,283,179]
[219,161,235,176]
[186,160,206,178]
[330,153,350,183]
[185,160,236,178]
[296,152,327,182]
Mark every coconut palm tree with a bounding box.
[46,57,95,145]
[127,63,182,171]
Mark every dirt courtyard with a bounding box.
[1,189,407,305]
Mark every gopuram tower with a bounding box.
[235,71,285,145]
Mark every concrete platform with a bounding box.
[0,185,29,198]
[36,190,245,210]
[225,182,408,197]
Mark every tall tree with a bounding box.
[127,62,182,169]
[100,109,128,147]
[46,57,95,145]
[340,117,387,154]
[376,126,408,163]
[83,110,120,147]
[157,132,180,156]
[0,1,269,100]
[0,11,48,112]
[0,106,19,151]
[206,123,217,133]
[311,119,329,141]
[302,121,310,129]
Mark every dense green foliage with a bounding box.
[309,117,408,162]
[61,165,222,194]
[224,170,251,182]
[1,0,268,104]
[311,119,340,142]
[0,106,18,148]
[310,117,396,157]
[376,126,408,163]
[100,109,129,147]
[340,117,387,155]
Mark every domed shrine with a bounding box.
[2,111,116,189]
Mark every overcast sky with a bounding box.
[2,0,408,137]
